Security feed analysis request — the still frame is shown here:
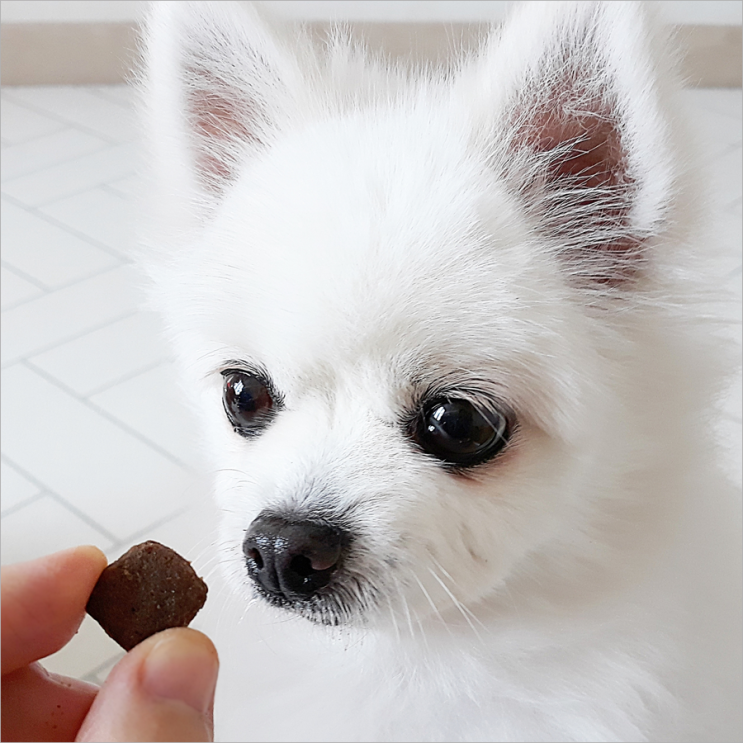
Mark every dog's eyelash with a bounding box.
[410,378,512,419]
[399,379,516,473]
[218,359,285,409]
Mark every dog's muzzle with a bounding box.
[243,513,344,601]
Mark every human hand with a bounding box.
[1,546,218,742]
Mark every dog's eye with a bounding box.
[412,398,511,467]
[222,371,274,436]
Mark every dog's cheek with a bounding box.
[393,423,593,615]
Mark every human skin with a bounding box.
[1,545,218,742]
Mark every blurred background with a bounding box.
[2,1,742,85]
[1,0,741,723]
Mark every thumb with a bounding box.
[76,628,218,742]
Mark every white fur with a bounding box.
[138,2,742,740]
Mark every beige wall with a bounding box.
[1,3,741,87]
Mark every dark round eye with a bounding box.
[411,398,511,467]
[222,371,274,436]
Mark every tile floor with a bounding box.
[2,85,742,696]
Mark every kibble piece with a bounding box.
[86,541,208,651]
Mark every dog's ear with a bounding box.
[465,1,679,286]
[142,1,302,204]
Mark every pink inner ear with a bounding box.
[187,69,263,191]
[512,88,642,285]
[530,108,624,191]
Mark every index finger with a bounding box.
[1,546,107,675]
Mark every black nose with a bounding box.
[243,514,344,601]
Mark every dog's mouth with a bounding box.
[242,511,375,626]
[251,581,361,627]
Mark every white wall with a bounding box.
[1,0,741,26]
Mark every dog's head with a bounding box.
[142,2,691,628]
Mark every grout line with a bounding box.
[99,181,136,199]
[22,359,197,473]
[0,453,37,480]
[46,491,120,545]
[1,489,49,519]
[0,456,115,544]
[0,261,129,312]
[0,120,65,150]
[1,88,135,146]
[1,162,138,214]
[1,310,140,370]
[1,453,59,498]
[0,135,111,184]
[109,503,196,554]
[83,357,171,399]
[87,86,133,108]
[0,456,116,545]
[0,259,132,311]
[0,259,51,292]
[1,192,134,263]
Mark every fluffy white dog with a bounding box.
[139,2,742,740]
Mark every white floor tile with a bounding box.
[29,312,170,397]
[106,174,141,199]
[1,198,120,288]
[42,614,122,680]
[87,652,126,685]
[89,362,204,466]
[40,186,135,258]
[1,459,42,514]
[1,127,109,183]
[88,84,137,108]
[717,373,742,424]
[714,415,743,490]
[718,146,742,210]
[0,96,64,145]
[4,86,137,143]
[0,265,44,310]
[710,208,743,258]
[1,265,141,365]
[683,88,742,122]
[1,142,138,208]
[1,365,198,541]
[110,492,218,567]
[688,107,743,159]
[0,495,114,565]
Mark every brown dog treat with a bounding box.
[86,541,208,651]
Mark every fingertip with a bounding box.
[43,545,108,596]
[1,545,109,675]
[77,628,218,742]
[3,544,107,573]
[159,627,219,661]
[73,544,109,569]
[53,544,108,572]
[140,628,219,714]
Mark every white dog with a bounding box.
[139,2,742,740]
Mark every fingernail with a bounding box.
[141,629,218,714]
